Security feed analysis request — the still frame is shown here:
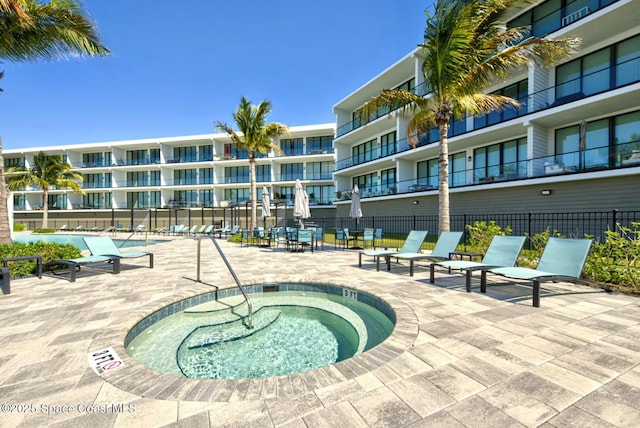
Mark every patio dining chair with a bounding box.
[335,228,351,250]
[362,228,375,249]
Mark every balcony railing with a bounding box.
[335,55,640,170]
[336,0,625,140]
[335,141,640,199]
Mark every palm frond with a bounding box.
[0,0,110,62]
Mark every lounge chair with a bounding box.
[75,225,84,232]
[59,224,68,231]
[213,225,230,238]
[1,266,10,294]
[45,255,120,282]
[83,236,154,269]
[429,235,526,290]
[358,230,428,272]
[219,225,239,239]
[480,237,593,307]
[185,225,199,237]
[391,231,464,276]
[198,225,214,236]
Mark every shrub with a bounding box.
[466,221,512,254]
[583,222,640,294]
[33,228,56,234]
[0,242,82,278]
[518,228,564,268]
[13,223,26,232]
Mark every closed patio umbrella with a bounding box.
[579,120,587,170]
[349,184,363,228]
[294,179,311,228]
[261,186,271,228]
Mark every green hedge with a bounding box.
[0,242,82,278]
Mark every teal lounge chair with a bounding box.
[480,237,593,307]
[45,255,120,282]
[429,235,526,290]
[391,231,464,276]
[84,236,154,269]
[358,230,428,272]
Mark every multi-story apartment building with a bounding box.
[332,0,639,219]
[4,124,336,228]
[5,0,639,230]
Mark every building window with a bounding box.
[150,171,161,186]
[474,138,527,182]
[281,163,303,181]
[419,152,468,188]
[173,190,197,207]
[380,132,396,157]
[127,171,148,187]
[380,168,396,194]
[353,172,377,196]
[255,165,271,182]
[126,150,149,165]
[307,135,333,154]
[352,138,376,165]
[304,185,335,205]
[199,144,213,161]
[150,191,161,208]
[556,35,640,102]
[82,152,107,167]
[47,194,67,210]
[199,168,213,185]
[174,146,198,163]
[174,169,197,185]
[474,80,527,129]
[127,192,148,209]
[199,190,214,207]
[223,144,248,159]
[556,119,609,170]
[615,110,640,165]
[281,138,304,156]
[224,188,249,204]
[224,166,249,184]
[306,162,333,180]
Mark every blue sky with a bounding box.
[1,0,429,149]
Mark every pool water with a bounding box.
[126,289,395,380]
[12,234,159,249]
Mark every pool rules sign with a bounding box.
[88,347,125,375]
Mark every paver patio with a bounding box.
[1,234,639,427]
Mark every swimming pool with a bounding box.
[125,283,395,380]
[12,234,161,249]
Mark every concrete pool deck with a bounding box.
[1,235,639,427]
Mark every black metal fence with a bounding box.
[307,210,640,247]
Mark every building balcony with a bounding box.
[335,141,640,200]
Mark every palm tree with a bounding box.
[6,151,83,228]
[216,97,288,231]
[0,0,109,243]
[360,0,580,233]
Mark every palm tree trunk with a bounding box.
[249,155,257,231]
[0,137,12,244]
[438,122,451,233]
[41,190,49,229]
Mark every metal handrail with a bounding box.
[196,236,253,329]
